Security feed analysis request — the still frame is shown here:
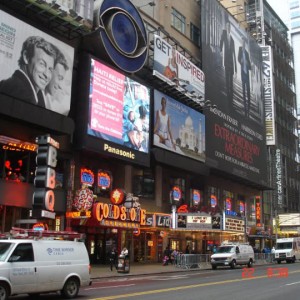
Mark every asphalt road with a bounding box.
[10,263,300,300]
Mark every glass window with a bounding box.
[171,8,186,34]
[132,168,154,198]
[190,23,200,46]
[0,135,65,187]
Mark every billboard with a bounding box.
[153,90,205,162]
[261,46,276,145]
[201,0,268,187]
[30,0,94,30]
[87,58,150,155]
[0,10,74,116]
[153,35,205,99]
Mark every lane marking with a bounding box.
[88,269,300,300]
[285,281,300,286]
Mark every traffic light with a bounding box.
[33,135,59,212]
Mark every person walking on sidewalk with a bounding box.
[109,248,117,271]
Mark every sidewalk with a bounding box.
[90,262,199,279]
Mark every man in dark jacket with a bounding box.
[0,36,57,108]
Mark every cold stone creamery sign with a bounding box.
[93,202,146,228]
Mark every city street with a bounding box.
[9,263,300,300]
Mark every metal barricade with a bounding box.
[175,254,211,269]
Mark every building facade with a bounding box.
[2,0,294,264]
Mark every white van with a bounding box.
[211,243,254,269]
[274,237,300,264]
[0,238,91,300]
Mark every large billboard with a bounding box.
[0,10,74,116]
[153,90,205,162]
[87,58,150,161]
[153,35,205,100]
[261,46,276,145]
[201,0,268,187]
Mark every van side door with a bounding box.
[8,243,37,294]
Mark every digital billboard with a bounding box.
[0,10,74,116]
[87,58,150,156]
[201,0,268,187]
[153,90,205,162]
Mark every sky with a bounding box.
[266,0,290,24]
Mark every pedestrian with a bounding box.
[109,248,117,271]
[185,244,190,254]
[163,246,170,266]
[121,246,129,258]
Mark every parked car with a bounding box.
[211,242,255,269]
[0,238,91,300]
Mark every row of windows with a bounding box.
[171,8,200,47]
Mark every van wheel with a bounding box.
[0,282,9,300]
[230,260,236,269]
[212,265,217,270]
[292,256,296,263]
[247,259,253,268]
[61,277,80,299]
[277,260,281,264]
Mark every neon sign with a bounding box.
[80,168,94,185]
[110,188,125,205]
[97,171,111,190]
[192,189,201,205]
[171,186,182,201]
[210,195,217,208]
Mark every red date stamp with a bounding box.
[242,267,289,278]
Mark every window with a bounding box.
[11,243,34,262]
[132,168,154,198]
[190,23,200,46]
[171,8,186,34]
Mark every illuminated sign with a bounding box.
[32,223,48,231]
[275,149,283,206]
[171,186,182,201]
[80,168,95,185]
[110,188,125,205]
[97,170,112,190]
[225,217,245,232]
[88,59,150,154]
[239,201,245,213]
[256,200,261,226]
[177,204,188,213]
[92,202,146,226]
[186,214,212,229]
[192,189,201,205]
[226,198,232,211]
[66,211,91,219]
[211,195,217,208]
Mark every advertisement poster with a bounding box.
[153,34,205,99]
[0,10,74,116]
[153,89,205,162]
[201,0,268,187]
[88,58,150,153]
[261,46,276,145]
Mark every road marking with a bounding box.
[285,281,300,286]
[85,284,135,291]
[88,269,300,300]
